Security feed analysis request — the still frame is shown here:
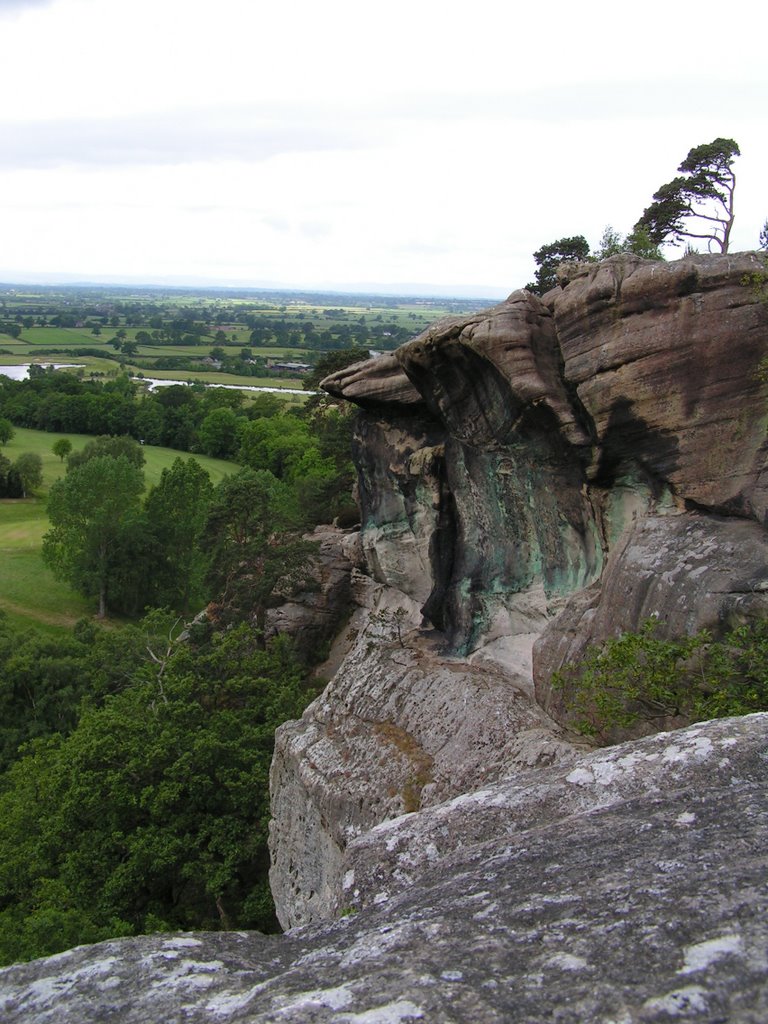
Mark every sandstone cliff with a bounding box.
[270,251,768,929]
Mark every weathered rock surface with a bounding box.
[264,525,362,665]
[267,253,768,935]
[3,715,766,1023]
[269,576,577,930]
[554,254,768,518]
[321,250,768,670]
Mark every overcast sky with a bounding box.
[1,0,765,298]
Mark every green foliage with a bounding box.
[0,417,14,445]
[0,614,312,965]
[143,458,214,614]
[593,224,663,262]
[66,434,145,472]
[198,406,240,459]
[236,415,313,481]
[592,225,625,260]
[0,614,94,770]
[553,617,768,742]
[623,224,664,260]
[526,236,591,295]
[12,452,43,497]
[635,138,740,253]
[52,437,73,462]
[202,469,315,627]
[43,455,146,617]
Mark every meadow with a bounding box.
[0,427,235,632]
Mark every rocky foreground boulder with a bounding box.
[1,714,765,1022]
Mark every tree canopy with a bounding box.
[526,236,591,295]
[0,613,311,964]
[143,458,214,614]
[43,455,145,618]
[202,469,314,627]
[13,452,43,497]
[635,138,740,253]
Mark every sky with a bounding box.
[0,0,766,299]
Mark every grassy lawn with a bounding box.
[0,428,236,631]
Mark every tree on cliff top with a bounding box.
[526,235,591,295]
[635,138,740,254]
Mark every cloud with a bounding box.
[0,106,372,170]
[0,0,55,13]
[5,75,758,173]
[370,78,766,124]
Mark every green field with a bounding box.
[132,368,305,390]
[0,427,236,631]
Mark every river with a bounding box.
[0,363,84,380]
[0,364,309,395]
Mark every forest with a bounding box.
[0,287,412,964]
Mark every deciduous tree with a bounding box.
[144,458,214,613]
[52,438,73,462]
[0,616,310,964]
[13,452,43,497]
[202,469,313,627]
[43,455,145,617]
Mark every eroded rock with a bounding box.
[268,252,768,931]
[269,579,575,930]
[3,716,766,1023]
[554,253,768,518]
[264,525,362,665]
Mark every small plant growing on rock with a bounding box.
[368,605,410,648]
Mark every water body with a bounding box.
[0,364,310,396]
[0,363,84,380]
[133,376,310,396]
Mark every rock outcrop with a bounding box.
[3,715,766,1023]
[269,576,577,929]
[270,251,768,930]
[263,525,363,665]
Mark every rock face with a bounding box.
[2,715,766,1023]
[263,525,363,665]
[269,575,577,929]
[269,252,768,930]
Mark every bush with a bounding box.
[552,617,768,742]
